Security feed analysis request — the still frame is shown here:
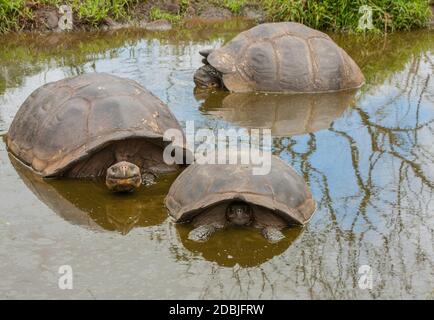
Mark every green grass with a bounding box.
[149,7,181,23]
[223,0,248,14]
[0,0,139,31]
[72,0,140,26]
[263,0,432,32]
[148,0,197,23]
[0,0,432,33]
[75,0,111,26]
[0,0,27,33]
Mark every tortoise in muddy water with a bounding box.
[194,22,365,93]
[6,73,184,193]
[165,156,316,243]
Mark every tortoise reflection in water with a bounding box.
[165,156,316,243]
[194,22,364,93]
[6,73,184,193]
[195,89,357,137]
[174,222,304,268]
[9,152,176,234]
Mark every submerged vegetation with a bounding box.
[0,0,432,33]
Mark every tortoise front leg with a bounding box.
[188,223,223,242]
[141,171,157,186]
[261,226,285,243]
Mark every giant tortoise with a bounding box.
[194,22,364,93]
[6,73,184,192]
[165,155,316,243]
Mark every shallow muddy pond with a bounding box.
[0,21,433,299]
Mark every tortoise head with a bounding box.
[105,161,142,192]
[226,201,253,226]
[194,64,223,89]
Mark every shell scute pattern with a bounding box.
[165,156,316,225]
[7,73,183,177]
[207,22,364,93]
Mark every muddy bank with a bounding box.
[6,1,265,33]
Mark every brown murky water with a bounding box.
[0,21,433,299]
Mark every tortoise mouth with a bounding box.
[105,175,142,192]
[105,161,142,192]
[228,217,252,227]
